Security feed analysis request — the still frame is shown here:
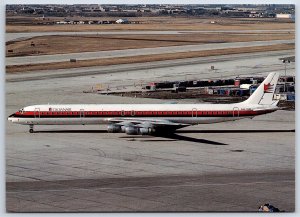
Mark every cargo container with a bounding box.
[240,84,252,90]
[277,94,287,100]
[250,86,258,95]
[234,79,240,87]
[287,93,295,101]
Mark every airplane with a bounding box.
[8,72,280,135]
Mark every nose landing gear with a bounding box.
[29,125,34,133]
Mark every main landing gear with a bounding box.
[29,125,34,133]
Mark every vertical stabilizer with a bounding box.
[242,72,279,105]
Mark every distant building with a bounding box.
[276,14,292,19]
[115,18,129,24]
[56,21,68,24]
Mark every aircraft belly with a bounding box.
[13,116,250,126]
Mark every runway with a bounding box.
[6,46,295,211]
[6,39,294,66]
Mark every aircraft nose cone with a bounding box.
[8,114,15,122]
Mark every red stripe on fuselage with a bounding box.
[12,109,270,118]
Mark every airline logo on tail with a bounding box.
[264,83,274,93]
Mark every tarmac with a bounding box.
[7,171,295,212]
[6,107,295,212]
[5,47,295,212]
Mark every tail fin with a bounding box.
[242,72,279,105]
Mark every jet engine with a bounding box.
[125,126,139,135]
[139,127,155,135]
[107,124,122,133]
[109,124,156,135]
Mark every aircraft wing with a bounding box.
[107,118,190,129]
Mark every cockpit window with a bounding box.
[18,109,24,114]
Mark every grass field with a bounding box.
[6,43,294,73]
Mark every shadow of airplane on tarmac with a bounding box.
[35,130,108,133]
[120,133,229,145]
[35,129,294,146]
[176,129,295,134]
[36,129,228,145]
[162,133,229,145]
[35,129,295,134]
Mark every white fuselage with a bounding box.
[8,103,275,126]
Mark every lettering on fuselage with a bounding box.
[49,107,71,111]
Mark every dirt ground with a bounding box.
[6,16,295,32]
[6,43,294,73]
[6,33,295,57]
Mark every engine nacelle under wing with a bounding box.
[139,127,155,135]
[107,124,122,133]
[125,126,139,135]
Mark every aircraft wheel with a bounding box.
[29,125,34,133]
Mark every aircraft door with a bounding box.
[34,108,40,118]
[192,108,197,118]
[80,109,85,118]
[131,110,135,116]
[233,107,239,117]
